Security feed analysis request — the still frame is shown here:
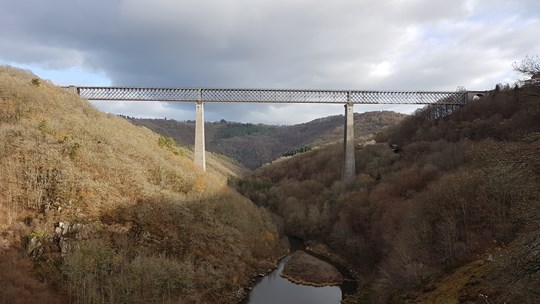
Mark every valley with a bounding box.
[1,66,539,304]
[233,82,540,303]
[125,111,406,169]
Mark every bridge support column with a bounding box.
[194,98,206,171]
[342,102,355,183]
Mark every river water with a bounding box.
[241,238,356,304]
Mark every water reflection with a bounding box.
[243,254,341,304]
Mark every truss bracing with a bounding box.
[70,87,467,105]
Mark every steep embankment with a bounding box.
[0,66,285,304]
[127,111,406,169]
[234,84,540,303]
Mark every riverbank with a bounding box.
[241,250,342,304]
[281,250,344,287]
[240,237,354,303]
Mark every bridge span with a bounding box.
[65,86,487,182]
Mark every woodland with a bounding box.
[234,81,540,303]
[0,64,538,304]
[127,111,406,169]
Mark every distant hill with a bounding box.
[126,111,406,169]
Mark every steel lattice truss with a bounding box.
[71,87,467,105]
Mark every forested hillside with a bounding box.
[0,67,285,304]
[127,111,406,169]
[234,84,540,303]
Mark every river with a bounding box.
[241,238,356,304]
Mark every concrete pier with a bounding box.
[194,100,206,171]
[342,102,355,183]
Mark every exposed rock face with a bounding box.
[281,250,343,287]
[26,236,43,258]
[53,221,93,257]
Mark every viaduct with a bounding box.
[66,86,488,182]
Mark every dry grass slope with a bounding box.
[0,66,284,304]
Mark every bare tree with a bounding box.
[513,55,540,78]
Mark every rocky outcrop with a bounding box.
[54,221,87,257]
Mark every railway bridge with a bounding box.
[66,86,488,182]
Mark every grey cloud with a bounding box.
[1,0,538,123]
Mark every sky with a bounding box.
[1,0,539,125]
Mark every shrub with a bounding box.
[64,239,190,304]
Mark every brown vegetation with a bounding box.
[234,83,540,303]
[0,66,285,303]
[281,250,344,286]
[127,111,406,169]
[0,246,62,304]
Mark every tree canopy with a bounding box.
[513,55,540,78]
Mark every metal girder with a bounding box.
[69,86,467,105]
[76,87,199,102]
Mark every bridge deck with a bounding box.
[69,86,468,105]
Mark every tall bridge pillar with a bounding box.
[342,101,355,183]
[194,93,206,171]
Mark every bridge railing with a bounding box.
[349,91,465,104]
[201,89,347,103]
[64,86,468,105]
[76,87,199,102]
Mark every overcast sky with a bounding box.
[1,0,539,124]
